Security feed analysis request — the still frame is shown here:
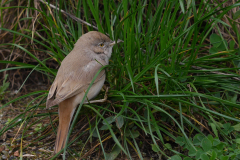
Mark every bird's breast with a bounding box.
[83,62,97,72]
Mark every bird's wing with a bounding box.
[46,59,105,108]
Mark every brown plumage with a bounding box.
[46,31,118,154]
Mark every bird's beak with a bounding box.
[109,39,123,46]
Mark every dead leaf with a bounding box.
[0,146,5,152]
[14,150,19,157]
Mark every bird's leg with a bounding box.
[84,86,109,104]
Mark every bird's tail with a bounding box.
[54,98,76,154]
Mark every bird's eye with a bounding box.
[99,43,104,47]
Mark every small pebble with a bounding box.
[2,155,7,159]
[9,155,15,160]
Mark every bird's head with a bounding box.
[75,31,122,61]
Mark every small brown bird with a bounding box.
[46,31,121,154]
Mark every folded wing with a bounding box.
[46,58,105,108]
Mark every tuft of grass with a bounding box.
[0,0,240,159]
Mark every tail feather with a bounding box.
[54,98,76,154]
